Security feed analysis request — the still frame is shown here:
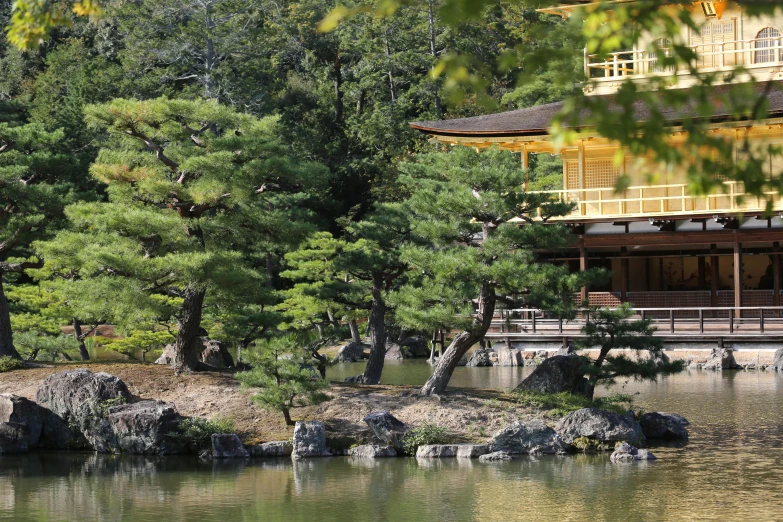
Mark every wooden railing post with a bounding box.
[532,311,537,334]
[760,308,765,333]
[559,318,563,334]
[699,309,704,334]
[730,308,735,334]
[669,309,674,333]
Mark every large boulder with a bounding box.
[555,408,644,446]
[415,445,460,458]
[496,347,522,367]
[248,441,293,457]
[488,419,570,455]
[610,441,656,463]
[34,369,132,452]
[363,411,408,450]
[400,336,430,358]
[515,355,591,395]
[155,344,176,365]
[384,343,407,360]
[639,412,689,441]
[211,434,250,458]
[456,444,490,458]
[107,400,183,454]
[333,342,368,363]
[702,348,740,370]
[0,422,30,454]
[347,444,397,458]
[0,394,43,447]
[292,421,329,459]
[466,348,492,367]
[201,341,234,369]
[479,451,512,462]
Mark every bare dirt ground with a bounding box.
[0,362,535,447]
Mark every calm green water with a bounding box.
[2,366,783,521]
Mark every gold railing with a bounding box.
[532,181,781,219]
[585,37,783,79]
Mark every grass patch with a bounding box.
[401,424,450,456]
[513,391,634,418]
[0,356,24,373]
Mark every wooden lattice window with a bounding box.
[755,27,782,64]
[649,38,673,73]
[691,20,736,67]
[565,161,579,190]
[584,158,621,189]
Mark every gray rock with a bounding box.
[199,448,213,461]
[0,394,43,447]
[155,344,176,365]
[456,444,490,458]
[639,412,689,440]
[773,348,783,371]
[515,355,592,395]
[610,441,657,463]
[535,350,550,359]
[347,444,397,458]
[415,444,460,458]
[702,348,740,370]
[201,340,234,368]
[555,343,576,356]
[0,422,29,454]
[333,341,368,363]
[466,349,492,367]
[400,336,430,358]
[496,347,522,367]
[384,343,407,360]
[489,419,570,455]
[34,369,132,452]
[211,433,250,458]
[38,408,79,450]
[292,421,329,459]
[248,441,293,457]
[555,408,644,446]
[107,400,183,454]
[362,411,408,450]
[479,451,512,462]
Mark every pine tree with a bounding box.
[37,97,328,371]
[392,146,594,395]
[280,204,410,384]
[578,304,684,399]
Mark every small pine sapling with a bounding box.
[578,303,684,399]
[236,337,330,426]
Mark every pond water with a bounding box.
[2,366,783,521]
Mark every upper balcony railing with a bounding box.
[585,37,783,80]
[531,180,782,219]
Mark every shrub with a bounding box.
[401,424,450,455]
[514,391,633,418]
[171,417,237,450]
[0,356,24,372]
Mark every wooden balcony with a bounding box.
[531,181,781,220]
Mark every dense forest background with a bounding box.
[0,0,583,366]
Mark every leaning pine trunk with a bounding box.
[356,274,386,384]
[0,278,21,359]
[420,283,496,396]
[72,318,91,361]
[349,319,362,343]
[171,286,207,371]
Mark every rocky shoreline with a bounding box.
[0,367,690,465]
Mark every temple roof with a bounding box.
[410,82,783,139]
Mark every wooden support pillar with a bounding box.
[645,258,651,291]
[620,250,629,302]
[710,244,719,309]
[579,241,588,303]
[698,256,706,290]
[658,258,664,291]
[774,242,781,309]
[734,235,743,316]
[522,144,529,191]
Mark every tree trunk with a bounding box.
[349,319,362,343]
[72,318,91,361]
[334,51,344,124]
[0,277,21,359]
[356,274,386,384]
[171,287,207,371]
[420,283,496,395]
[427,0,442,118]
[282,408,293,426]
[397,328,407,343]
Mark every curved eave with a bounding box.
[407,123,550,138]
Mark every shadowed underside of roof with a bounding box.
[409,82,783,138]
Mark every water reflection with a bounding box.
[2,370,783,521]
